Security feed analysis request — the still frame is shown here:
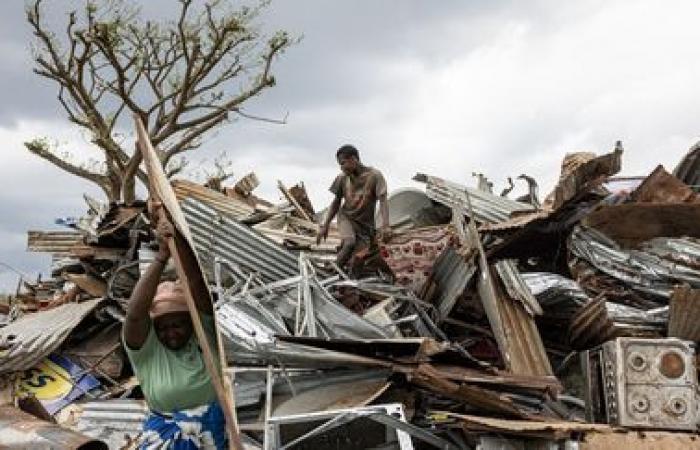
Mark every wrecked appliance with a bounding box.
[582,337,698,431]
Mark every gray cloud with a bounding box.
[1,0,700,291]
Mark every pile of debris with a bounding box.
[1,140,700,449]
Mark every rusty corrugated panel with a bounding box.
[668,284,700,341]
[546,147,623,210]
[27,230,83,256]
[172,178,255,219]
[0,405,107,449]
[569,298,619,349]
[630,165,700,203]
[479,210,551,233]
[413,173,533,224]
[674,141,700,188]
[479,265,553,377]
[582,203,700,248]
[0,298,102,373]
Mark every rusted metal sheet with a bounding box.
[94,204,144,240]
[480,265,553,377]
[569,298,618,349]
[668,284,700,341]
[630,165,700,203]
[410,364,530,419]
[427,364,561,394]
[173,178,255,219]
[63,322,124,379]
[546,146,623,210]
[27,230,83,256]
[582,203,700,248]
[0,298,102,373]
[381,226,455,293]
[673,140,700,188]
[478,209,550,233]
[277,336,447,363]
[0,405,107,449]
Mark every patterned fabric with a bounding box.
[139,402,226,450]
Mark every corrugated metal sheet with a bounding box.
[569,226,700,300]
[181,197,298,283]
[478,210,551,233]
[478,264,553,377]
[0,298,102,373]
[67,399,147,449]
[27,230,83,256]
[173,179,255,219]
[522,273,589,312]
[630,165,700,203]
[569,297,667,349]
[668,284,700,341]
[569,298,618,349]
[643,237,700,269]
[414,173,533,224]
[427,246,477,320]
[674,140,700,188]
[493,260,542,316]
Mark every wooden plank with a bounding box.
[277,180,314,222]
[439,412,613,440]
[581,430,700,450]
[134,115,242,450]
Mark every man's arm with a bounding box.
[374,170,391,242]
[124,221,171,349]
[379,193,392,242]
[379,193,390,230]
[317,196,341,245]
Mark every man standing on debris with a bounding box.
[317,144,392,275]
[123,215,225,449]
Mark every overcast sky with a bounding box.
[1,0,699,291]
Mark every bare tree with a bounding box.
[25,0,293,203]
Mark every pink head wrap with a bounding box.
[150,281,189,319]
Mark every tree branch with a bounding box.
[25,139,111,191]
